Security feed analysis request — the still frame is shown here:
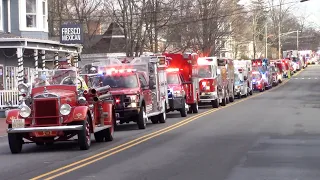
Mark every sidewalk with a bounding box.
[0,118,7,136]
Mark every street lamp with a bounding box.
[281,30,301,52]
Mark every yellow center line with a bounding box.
[30,72,300,180]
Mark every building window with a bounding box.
[0,0,2,31]
[26,0,37,27]
[42,0,47,29]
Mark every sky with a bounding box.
[238,0,320,30]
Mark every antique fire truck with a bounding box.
[6,66,115,154]
[233,60,253,99]
[87,56,168,129]
[196,57,234,108]
[164,53,199,114]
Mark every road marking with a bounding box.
[30,70,302,180]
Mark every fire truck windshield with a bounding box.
[102,74,139,88]
[197,65,213,78]
[252,73,261,80]
[167,73,180,84]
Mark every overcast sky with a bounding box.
[238,0,320,30]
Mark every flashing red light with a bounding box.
[116,98,120,103]
[238,68,243,73]
[83,90,88,95]
[22,93,26,97]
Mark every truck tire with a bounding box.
[8,125,23,154]
[151,116,158,124]
[94,131,104,142]
[249,89,253,95]
[191,103,198,113]
[221,97,227,106]
[137,106,147,129]
[78,116,91,150]
[229,94,234,102]
[104,127,114,141]
[237,93,241,99]
[180,99,187,117]
[211,99,219,108]
[158,111,166,123]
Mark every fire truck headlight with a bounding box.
[18,83,29,94]
[60,104,71,116]
[19,105,31,118]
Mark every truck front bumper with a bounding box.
[168,97,184,110]
[7,125,83,133]
[199,92,218,103]
[115,107,140,121]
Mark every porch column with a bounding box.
[17,48,24,100]
[66,53,71,66]
[54,52,59,68]
[41,50,46,69]
[34,49,38,71]
[73,53,79,68]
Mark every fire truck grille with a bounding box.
[114,95,132,109]
[34,99,59,125]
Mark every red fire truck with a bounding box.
[6,66,115,153]
[163,53,199,114]
[195,57,234,108]
[86,56,168,129]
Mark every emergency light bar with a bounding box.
[98,68,137,75]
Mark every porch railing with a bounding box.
[0,90,20,109]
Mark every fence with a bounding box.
[0,90,20,109]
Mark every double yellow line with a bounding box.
[31,70,303,180]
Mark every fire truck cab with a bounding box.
[233,60,253,99]
[87,56,168,130]
[164,53,199,114]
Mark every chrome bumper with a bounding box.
[7,125,83,133]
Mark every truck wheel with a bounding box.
[104,127,114,141]
[78,116,91,150]
[94,131,104,142]
[137,106,147,129]
[237,93,241,99]
[158,111,166,123]
[221,97,226,106]
[180,106,187,117]
[192,103,198,113]
[211,99,219,108]
[229,94,234,102]
[249,89,253,95]
[8,132,23,154]
[151,116,158,124]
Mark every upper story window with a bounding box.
[26,0,37,27]
[19,0,48,31]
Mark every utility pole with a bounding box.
[265,23,268,58]
[296,30,299,51]
[278,2,282,59]
[253,15,256,59]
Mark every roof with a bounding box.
[0,33,82,53]
[83,22,126,54]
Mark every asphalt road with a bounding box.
[1,66,320,180]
